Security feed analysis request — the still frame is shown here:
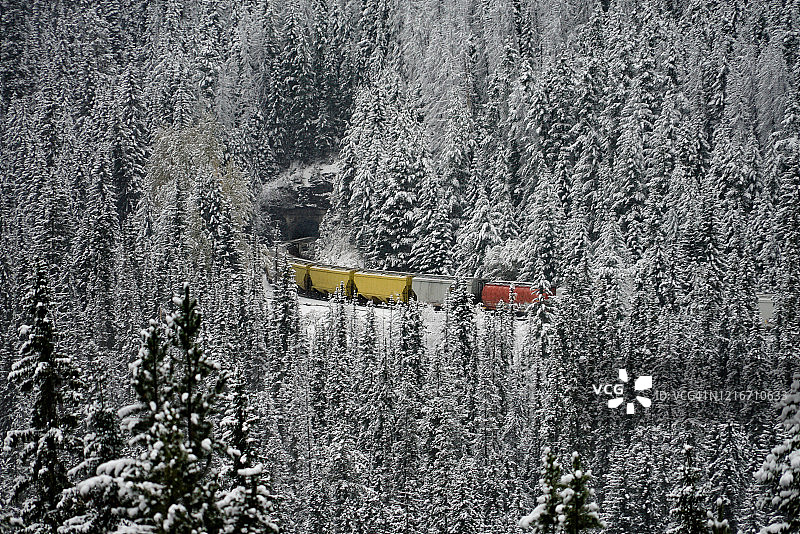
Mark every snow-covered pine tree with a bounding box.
[475,309,506,464]
[605,422,668,532]
[519,447,563,533]
[525,275,555,383]
[440,95,476,223]
[316,0,354,153]
[556,452,604,534]
[29,101,74,293]
[645,87,686,250]
[73,151,120,351]
[369,105,421,271]
[218,368,279,534]
[324,81,382,237]
[444,455,479,534]
[0,0,29,103]
[113,62,148,222]
[533,58,576,213]
[198,169,240,273]
[445,279,478,435]
[59,400,124,534]
[269,253,299,446]
[410,184,455,275]
[488,145,520,245]
[195,0,222,111]
[3,268,82,532]
[538,297,585,456]
[322,285,351,430]
[357,330,395,528]
[353,302,378,448]
[667,444,708,534]
[320,427,363,533]
[772,96,800,380]
[419,344,459,534]
[268,10,315,163]
[601,437,634,534]
[351,89,388,253]
[116,283,225,534]
[395,298,426,508]
[755,372,800,534]
[703,422,747,532]
[707,498,731,534]
[459,184,500,278]
[521,172,562,285]
[569,49,605,228]
[612,81,651,258]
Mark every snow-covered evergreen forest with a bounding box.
[2,0,800,532]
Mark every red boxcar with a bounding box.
[481,282,548,310]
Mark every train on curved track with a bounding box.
[264,237,777,322]
[264,238,553,310]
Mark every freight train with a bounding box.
[264,238,777,323]
[264,238,552,310]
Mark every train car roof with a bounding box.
[412,273,457,281]
[308,263,356,271]
[483,280,536,288]
[356,269,414,277]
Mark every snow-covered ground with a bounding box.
[292,293,530,355]
[296,294,447,354]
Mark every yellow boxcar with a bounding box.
[308,264,356,298]
[353,270,414,303]
[289,259,313,291]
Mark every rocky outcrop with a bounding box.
[260,161,337,239]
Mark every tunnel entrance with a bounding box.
[260,161,335,242]
[282,207,327,239]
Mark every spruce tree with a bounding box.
[113,63,148,222]
[198,170,240,272]
[703,423,746,532]
[459,184,500,277]
[601,438,634,534]
[556,452,604,534]
[270,254,299,445]
[369,108,421,270]
[218,368,279,534]
[519,447,563,534]
[411,187,455,275]
[772,96,800,377]
[269,11,316,163]
[3,268,82,533]
[569,51,605,228]
[354,302,379,447]
[445,279,477,434]
[707,498,731,534]
[668,444,708,534]
[117,283,224,534]
[59,400,124,534]
[393,301,426,531]
[612,82,651,257]
[521,173,562,284]
[447,456,479,534]
[73,157,120,351]
[420,349,459,534]
[755,373,800,534]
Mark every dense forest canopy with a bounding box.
[2,0,800,533]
